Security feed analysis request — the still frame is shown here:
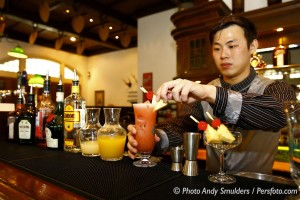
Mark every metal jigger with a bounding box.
[170,146,184,171]
[182,132,200,176]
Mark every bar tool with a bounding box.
[182,132,200,176]
[170,145,184,171]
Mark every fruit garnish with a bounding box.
[205,124,221,143]
[211,118,221,128]
[198,121,207,131]
[216,124,235,143]
[146,91,153,101]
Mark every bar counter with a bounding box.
[0,141,297,200]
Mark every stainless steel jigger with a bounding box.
[182,132,200,176]
[170,146,184,171]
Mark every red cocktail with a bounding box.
[133,103,157,167]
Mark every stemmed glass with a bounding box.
[284,101,300,199]
[204,131,242,184]
[132,103,157,167]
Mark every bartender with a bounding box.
[127,16,296,174]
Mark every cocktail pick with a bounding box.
[139,86,167,111]
[206,112,221,128]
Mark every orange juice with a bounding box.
[133,103,157,153]
[98,135,126,161]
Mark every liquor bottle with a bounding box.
[45,76,64,150]
[7,92,25,142]
[35,72,55,147]
[273,38,289,67]
[18,86,36,144]
[64,70,86,153]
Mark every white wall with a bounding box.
[87,48,138,106]
[137,9,177,103]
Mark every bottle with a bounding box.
[18,86,36,144]
[79,108,101,157]
[45,76,64,150]
[97,108,127,161]
[64,70,86,153]
[273,38,289,67]
[35,72,55,147]
[7,92,25,142]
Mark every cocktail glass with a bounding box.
[204,131,242,184]
[133,103,157,167]
[284,101,300,199]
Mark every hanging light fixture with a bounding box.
[28,74,44,107]
[120,31,131,48]
[7,45,28,59]
[98,24,110,41]
[71,14,85,33]
[39,0,50,23]
[0,13,5,36]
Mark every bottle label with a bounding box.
[64,105,80,132]
[36,111,44,138]
[64,139,74,147]
[71,86,79,94]
[19,120,31,139]
[274,49,286,66]
[56,92,64,102]
[8,116,15,139]
[45,127,58,148]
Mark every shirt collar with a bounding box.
[220,67,257,92]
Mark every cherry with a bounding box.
[211,118,221,128]
[146,91,154,101]
[198,121,207,131]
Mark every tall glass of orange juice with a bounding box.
[133,103,157,167]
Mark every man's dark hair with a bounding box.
[209,16,257,48]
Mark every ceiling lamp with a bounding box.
[39,0,50,23]
[120,32,131,48]
[28,74,44,107]
[0,14,5,36]
[28,74,44,88]
[0,0,5,9]
[29,30,38,45]
[98,24,110,41]
[76,41,85,55]
[7,45,28,59]
[72,15,85,33]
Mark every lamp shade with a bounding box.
[7,45,28,59]
[28,74,44,88]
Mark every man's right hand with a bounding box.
[127,124,138,159]
[127,124,161,159]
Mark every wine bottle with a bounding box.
[64,70,86,153]
[7,92,25,142]
[273,38,289,67]
[45,76,64,150]
[18,86,36,144]
[35,72,55,147]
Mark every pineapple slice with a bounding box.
[216,124,235,143]
[205,124,221,143]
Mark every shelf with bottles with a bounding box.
[255,64,300,82]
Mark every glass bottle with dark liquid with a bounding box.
[18,86,36,144]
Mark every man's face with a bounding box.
[212,25,256,84]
